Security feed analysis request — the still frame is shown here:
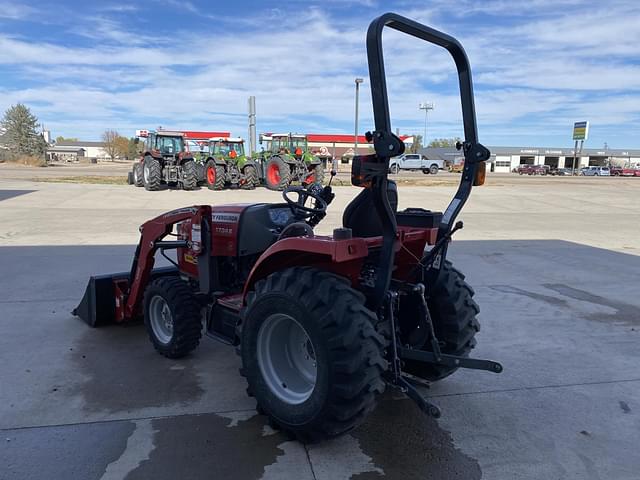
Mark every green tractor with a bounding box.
[202,137,259,190]
[263,133,324,191]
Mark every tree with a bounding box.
[114,136,130,159]
[55,136,78,143]
[428,137,461,148]
[409,134,423,154]
[102,130,123,160]
[1,103,47,156]
[127,137,140,159]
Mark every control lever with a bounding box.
[327,169,337,186]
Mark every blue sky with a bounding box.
[1,0,638,148]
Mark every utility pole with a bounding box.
[248,96,256,155]
[354,78,363,157]
[419,102,434,147]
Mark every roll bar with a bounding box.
[364,13,490,306]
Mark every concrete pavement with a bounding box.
[0,178,639,479]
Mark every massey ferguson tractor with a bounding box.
[264,133,324,190]
[202,137,259,190]
[129,130,198,191]
[75,13,501,443]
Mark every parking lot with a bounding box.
[1,173,639,479]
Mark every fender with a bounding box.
[177,153,194,166]
[242,236,370,301]
[209,156,226,167]
[144,150,162,160]
[242,159,258,170]
[306,154,322,165]
[279,154,297,165]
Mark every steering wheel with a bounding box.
[282,185,327,219]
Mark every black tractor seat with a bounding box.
[342,180,398,238]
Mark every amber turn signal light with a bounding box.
[473,161,486,186]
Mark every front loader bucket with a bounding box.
[73,272,129,327]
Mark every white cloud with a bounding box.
[0,2,36,20]
[0,1,638,146]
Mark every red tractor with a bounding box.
[75,14,501,442]
[129,130,198,191]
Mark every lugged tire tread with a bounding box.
[143,276,202,358]
[238,267,386,443]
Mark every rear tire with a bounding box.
[143,156,162,191]
[402,261,480,381]
[143,277,203,358]
[181,160,198,190]
[133,163,144,187]
[240,267,386,443]
[430,164,439,175]
[265,156,291,191]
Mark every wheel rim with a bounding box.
[143,163,150,183]
[134,166,140,182]
[267,163,281,185]
[207,166,215,184]
[305,169,315,184]
[256,313,316,405]
[149,295,173,345]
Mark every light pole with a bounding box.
[419,102,434,147]
[354,78,364,157]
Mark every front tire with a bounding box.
[402,261,480,381]
[143,277,203,358]
[241,165,258,190]
[240,267,386,443]
[265,156,291,190]
[390,164,400,174]
[181,160,198,190]
[304,164,324,185]
[205,160,225,190]
[133,162,144,187]
[143,156,162,191]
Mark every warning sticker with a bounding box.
[191,224,201,243]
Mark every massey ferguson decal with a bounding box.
[212,213,240,223]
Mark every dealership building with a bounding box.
[262,133,640,173]
[479,146,640,173]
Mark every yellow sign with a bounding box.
[572,121,589,141]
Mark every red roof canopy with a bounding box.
[307,134,369,143]
[307,133,412,144]
[181,131,230,140]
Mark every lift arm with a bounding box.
[123,205,212,319]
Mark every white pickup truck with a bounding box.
[388,153,444,175]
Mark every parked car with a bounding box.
[610,166,640,176]
[549,167,573,176]
[517,164,548,175]
[389,153,444,174]
[581,166,610,176]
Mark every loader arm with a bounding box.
[124,205,212,319]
